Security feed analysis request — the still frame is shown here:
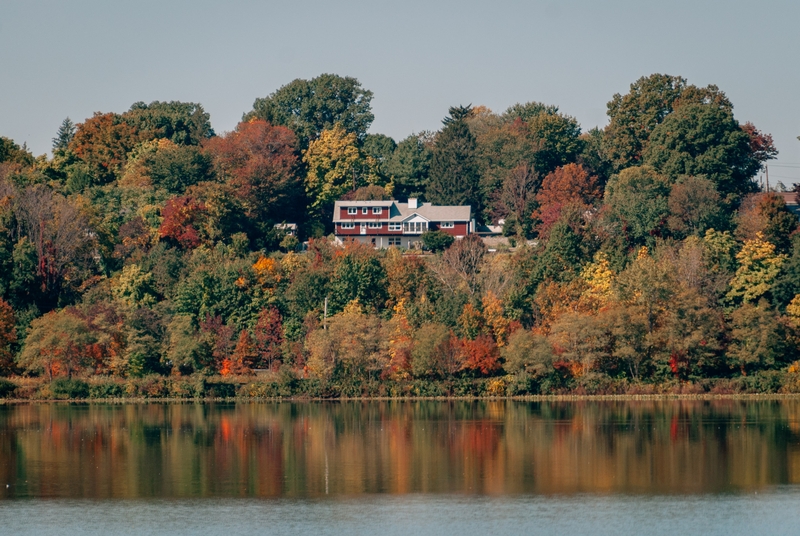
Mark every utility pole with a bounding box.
[766,165,770,192]
[324,296,328,330]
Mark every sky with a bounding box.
[2,0,799,184]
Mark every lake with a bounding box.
[1,400,800,534]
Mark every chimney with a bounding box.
[408,198,418,209]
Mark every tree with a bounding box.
[385,133,432,200]
[69,112,141,184]
[253,307,283,370]
[533,163,601,239]
[735,193,797,253]
[427,106,481,214]
[727,233,786,304]
[18,308,96,380]
[205,119,302,224]
[303,124,373,217]
[124,101,213,145]
[604,166,672,247]
[667,176,725,237]
[52,118,76,153]
[494,163,537,237]
[728,302,788,375]
[0,299,16,375]
[159,195,206,249]
[642,104,761,201]
[502,101,560,122]
[604,73,732,171]
[328,244,388,313]
[0,137,34,166]
[247,73,374,148]
[501,329,554,378]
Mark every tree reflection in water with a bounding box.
[0,400,798,499]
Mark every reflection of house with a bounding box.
[333,198,473,248]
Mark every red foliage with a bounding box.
[741,122,778,164]
[458,335,500,376]
[159,195,206,249]
[200,315,236,373]
[203,120,300,220]
[533,163,600,238]
[254,307,283,370]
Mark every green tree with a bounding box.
[248,73,374,148]
[604,166,672,247]
[604,73,732,171]
[427,106,481,214]
[643,104,760,201]
[421,230,454,252]
[52,118,76,153]
[385,133,432,200]
[728,302,789,374]
[124,101,213,145]
[667,175,725,237]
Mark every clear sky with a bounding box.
[2,0,799,184]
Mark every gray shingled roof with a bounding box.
[333,200,471,222]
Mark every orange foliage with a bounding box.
[458,335,500,375]
[533,163,600,238]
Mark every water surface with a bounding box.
[2,400,799,534]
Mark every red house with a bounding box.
[333,198,473,248]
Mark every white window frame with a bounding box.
[347,207,357,215]
[368,222,382,229]
[372,207,382,215]
[388,223,401,231]
[362,208,369,214]
[388,237,402,246]
[440,221,454,229]
[340,222,355,229]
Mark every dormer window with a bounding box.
[441,222,454,229]
[372,207,382,215]
[362,208,369,214]
[347,207,357,215]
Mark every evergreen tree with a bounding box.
[52,118,76,153]
[427,106,481,217]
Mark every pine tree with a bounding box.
[52,117,76,153]
[426,106,481,216]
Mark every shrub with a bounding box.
[0,378,16,398]
[421,230,454,252]
[50,378,89,399]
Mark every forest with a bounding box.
[1,72,800,399]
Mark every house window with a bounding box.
[341,222,355,229]
[347,207,357,215]
[362,208,369,214]
[368,222,382,229]
[441,221,454,228]
[388,237,402,246]
[372,207,382,214]
[388,223,401,231]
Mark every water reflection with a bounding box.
[1,400,799,499]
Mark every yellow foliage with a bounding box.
[252,256,282,287]
[482,292,509,346]
[281,251,308,276]
[580,251,615,310]
[786,295,800,328]
[727,232,787,303]
[303,124,364,210]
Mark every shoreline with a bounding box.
[4,393,800,404]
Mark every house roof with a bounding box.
[333,200,471,222]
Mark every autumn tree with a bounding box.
[303,124,375,218]
[533,163,601,239]
[0,299,16,375]
[205,119,302,225]
[18,308,96,380]
[666,176,725,237]
[727,233,786,304]
[69,112,141,184]
[253,307,283,370]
